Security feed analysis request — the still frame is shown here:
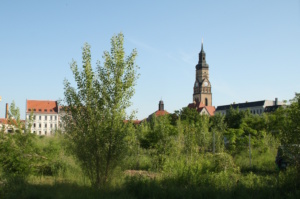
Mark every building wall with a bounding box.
[215,99,283,116]
[193,93,212,106]
[26,113,59,136]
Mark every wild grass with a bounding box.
[1,135,299,199]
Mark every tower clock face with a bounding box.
[203,82,208,87]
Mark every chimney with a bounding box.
[275,98,278,106]
[5,103,8,119]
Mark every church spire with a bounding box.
[196,38,209,69]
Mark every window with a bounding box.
[39,131,41,135]
[50,116,52,120]
[55,116,57,120]
[28,109,31,111]
[44,109,47,112]
[50,110,53,112]
[39,109,42,112]
[33,115,36,120]
[45,124,47,128]
[205,98,208,106]
[45,131,47,135]
[33,123,36,128]
[33,109,36,111]
[50,124,53,128]
[39,123,41,128]
[33,131,36,134]
[39,116,41,120]
[45,116,47,120]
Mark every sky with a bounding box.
[0,0,299,120]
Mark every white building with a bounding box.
[26,100,59,135]
[215,98,284,116]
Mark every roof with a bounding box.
[154,110,169,117]
[0,118,25,126]
[187,102,215,116]
[26,100,58,114]
[123,120,141,125]
[188,101,205,109]
[216,100,266,111]
[205,106,216,116]
[146,110,169,121]
[0,118,8,124]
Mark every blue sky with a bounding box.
[0,0,299,120]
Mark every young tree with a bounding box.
[280,93,300,170]
[0,101,38,182]
[63,33,138,188]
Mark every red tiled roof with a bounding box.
[124,120,141,125]
[205,106,216,116]
[187,102,215,116]
[0,118,25,126]
[0,118,8,124]
[154,110,169,117]
[27,100,58,114]
[188,101,205,109]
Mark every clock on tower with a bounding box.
[193,40,212,106]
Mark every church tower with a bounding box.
[193,40,212,106]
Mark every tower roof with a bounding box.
[196,39,209,69]
[201,38,205,53]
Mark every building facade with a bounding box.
[26,100,59,135]
[193,41,212,106]
[215,98,284,115]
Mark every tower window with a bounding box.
[205,98,208,106]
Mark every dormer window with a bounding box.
[44,109,47,112]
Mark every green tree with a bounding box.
[210,113,227,153]
[280,93,300,169]
[63,33,138,188]
[0,101,39,183]
[8,100,22,131]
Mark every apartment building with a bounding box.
[26,100,59,135]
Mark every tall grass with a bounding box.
[1,134,299,199]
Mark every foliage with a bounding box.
[139,115,178,170]
[0,132,38,181]
[63,33,139,188]
[278,93,300,176]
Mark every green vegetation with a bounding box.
[63,32,139,188]
[0,34,299,198]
